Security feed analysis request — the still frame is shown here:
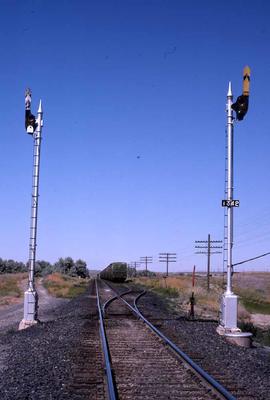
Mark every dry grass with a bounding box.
[135,272,270,323]
[136,275,221,318]
[0,273,27,306]
[234,272,270,301]
[43,273,89,298]
[233,273,270,315]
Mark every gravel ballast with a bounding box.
[1,280,270,399]
[138,290,270,400]
[0,282,105,400]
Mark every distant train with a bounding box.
[100,262,128,282]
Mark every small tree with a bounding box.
[74,259,89,278]
[54,257,75,275]
[0,259,27,274]
[34,260,53,277]
[0,258,4,274]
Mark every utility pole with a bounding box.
[134,261,140,272]
[218,67,251,336]
[127,263,136,278]
[189,265,196,319]
[140,256,153,275]
[195,235,222,291]
[129,261,140,277]
[19,89,44,330]
[159,253,176,276]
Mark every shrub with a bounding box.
[238,321,258,336]
[43,273,89,298]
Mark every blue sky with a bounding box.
[0,0,270,273]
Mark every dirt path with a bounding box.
[0,279,69,333]
[250,313,270,329]
[177,301,270,330]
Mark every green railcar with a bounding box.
[100,262,127,282]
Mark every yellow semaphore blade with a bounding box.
[242,65,251,96]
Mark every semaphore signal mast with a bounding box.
[19,89,44,330]
[217,67,253,344]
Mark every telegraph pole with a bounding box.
[19,89,43,330]
[159,253,176,276]
[127,263,135,278]
[195,235,222,291]
[129,261,140,277]
[140,256,153,275]
[189,265,196,319]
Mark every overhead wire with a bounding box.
[233,251,270,267]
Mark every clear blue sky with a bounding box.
[0,0,269,273]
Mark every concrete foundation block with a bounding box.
[224,332,253,348]
[19,319,38,331]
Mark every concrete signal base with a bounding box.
[219,293,238,329]
[19,289,39,330]
[225,332,253,348]
[19,319,38,330]
[217,325,252,347]
[216,293,253,347]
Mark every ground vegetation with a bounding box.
[0,257,89,278]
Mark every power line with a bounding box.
[234,236,270,250]
[232,251,270,267]
[235,228,270,242]
[235,209,270,230]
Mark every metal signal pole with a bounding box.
[159,253,177,276]
[218,82,239,333]
[218,67,251,335]
[227,82,234,296]
[20,90,43,330]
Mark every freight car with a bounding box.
[100,262,128,282]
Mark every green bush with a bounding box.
[0,256,89,279]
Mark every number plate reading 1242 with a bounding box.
[222,200,240,207]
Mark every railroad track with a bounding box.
[132,288,254,400]
[63,280,106,399]
[96,279,239,400]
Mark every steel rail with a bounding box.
[106,283,236,400]
[103,288,132,315]
[95,279,118,400]
[134,291,236,400]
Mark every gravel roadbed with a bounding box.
[137,290,270,400]
[1,280,269,400]
[0,282,104,400]
[0,280,69,334]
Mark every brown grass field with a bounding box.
[0,273,27,306]
[43,273,89,298]
[0,272,89,307]
[135,272,270,329]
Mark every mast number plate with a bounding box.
[222,200,240,207]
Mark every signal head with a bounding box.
[232,95,249,121]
